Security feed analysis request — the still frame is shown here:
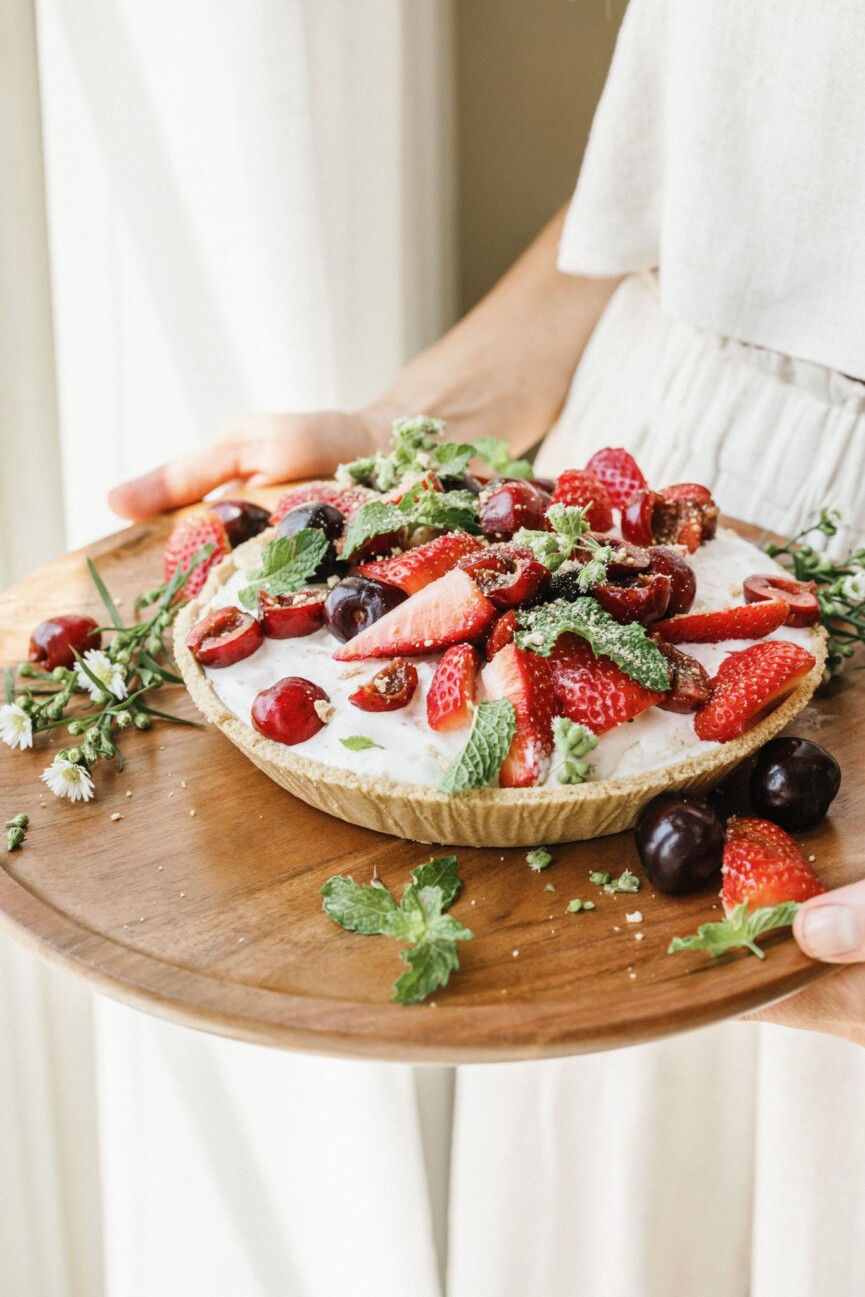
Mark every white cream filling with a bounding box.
[199,526,820,788]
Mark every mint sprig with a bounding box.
[668,902,801,960]
[321,855,473,1004]
[514,504,592,573]
[237,530,329,610]
[515,597,671,692]
[471,437,533,480]
[437,699,517,793]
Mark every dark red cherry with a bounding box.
[653,639,713,713]
[749,737,841,831]
[252,677,330,745]
[349,658,419,711]
[208,499,271,548]
[593,571,672,625]
[743,574,820,627]
[323,576,406,643]
[457,543,550,608]
[276,502,346,578]
[635,793,725,894]
[185,606,263,668]
[479,480,548,540]
[259,588,327,638]
[648,546,697,615]
[29,614,101,671]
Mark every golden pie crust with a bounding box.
[175,536,827,847]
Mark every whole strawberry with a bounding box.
[722,817,826,914]
[163,513,229,598]
[585,447,648,510]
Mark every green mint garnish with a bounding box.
[339,735,383,751]
[526,847,553,872]
[321,855,472,1004]
[341,484,479,560]
[513,504,592,573]
[566,898,595,913]
[515,597,671,692]
[668,902,801,960]
[552,717,598,784]
[589,871,611,886]
[544,882,556,893]
[471,437,533,480]
[237,530,329,610]
[338,415,476,494]
[603,869,641,895]
[437,699,516,793]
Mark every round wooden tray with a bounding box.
[0,503,858,1062]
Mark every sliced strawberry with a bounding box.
[332,567,495,660]
[743,574,821,628]
[585,447,648,511]
[655,599,788,644]
[163,513,229,597]
[482,643,560,787]
[358,531,482,595]
[426,644,480,731]
[269,481,375,525]
[349,658,419,712]
[721,817,827,914]
[694,640,816,743]
[549,470,614,531]
[550,633,666,734]
[485,609,518,660]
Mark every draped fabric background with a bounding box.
[1,2,456,1293]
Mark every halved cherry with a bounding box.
[485,608,518,659]
[743,574,820,628]
[185,606,263,668]
[622,486,718,553]
[259,588,327,639]
[601,537,652,578]
[652,639,713,713]
[349,658,419,712]
[252,677,330,744]
[478,480,549,540]
[208,499,271,548]
[647,545,697,615]
[29,614,101,671]
[594,571,672,625]
[457,543,550,608]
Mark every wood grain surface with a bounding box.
[0,502,859,1062]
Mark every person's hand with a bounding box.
[108,409,391,521]
[746,879,865,1046]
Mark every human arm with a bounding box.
[108,206,622,520]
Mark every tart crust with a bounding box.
[175,536,828,847]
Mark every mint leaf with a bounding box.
[395,482,480,533]
[341,501,405,559]
[472,437,533,480]
[668,902,801,960]
[340,735,383,751]
[515,598,671,692]
[321,855,473,1004]
[438,699,517,793]
[238,530,329,609]
[513,505,592,573]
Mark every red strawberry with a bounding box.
[654,599,788,644]
[163,513,229,597]
[269,481,375,525]
[358,531,482,595]
[482,643,560,787]
[485,609,518,659]
[550,470,614,531]
[332,568,495,660]
[743,574,820,628]
[585,447,648,510]
[549,633,666,734]
[694,640,816,742]
[721,817,827,914]
[426,644,480,731]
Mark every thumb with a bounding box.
[794,881,865,964]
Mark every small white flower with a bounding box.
[841,571,865,606]
[75,649,127,702]
[41,757,95,803]
[0,703,33,750]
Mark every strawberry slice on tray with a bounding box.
[654,599,788,644]
[721,817,827,914]
[332,568,496,661]
[694,640,816,742]
[358,532,483,595]
[550,633,665,734]
[482,643,560,787]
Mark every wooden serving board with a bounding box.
[0,503,859,1062]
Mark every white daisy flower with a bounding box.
[0,703,33,750]
[41,757,95,803]
[75,649,127,702]
[841,571,865,605]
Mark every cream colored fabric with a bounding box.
[558,0,865,381]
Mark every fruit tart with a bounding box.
[175,421,826,846]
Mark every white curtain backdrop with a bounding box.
[1,2,456,1294]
